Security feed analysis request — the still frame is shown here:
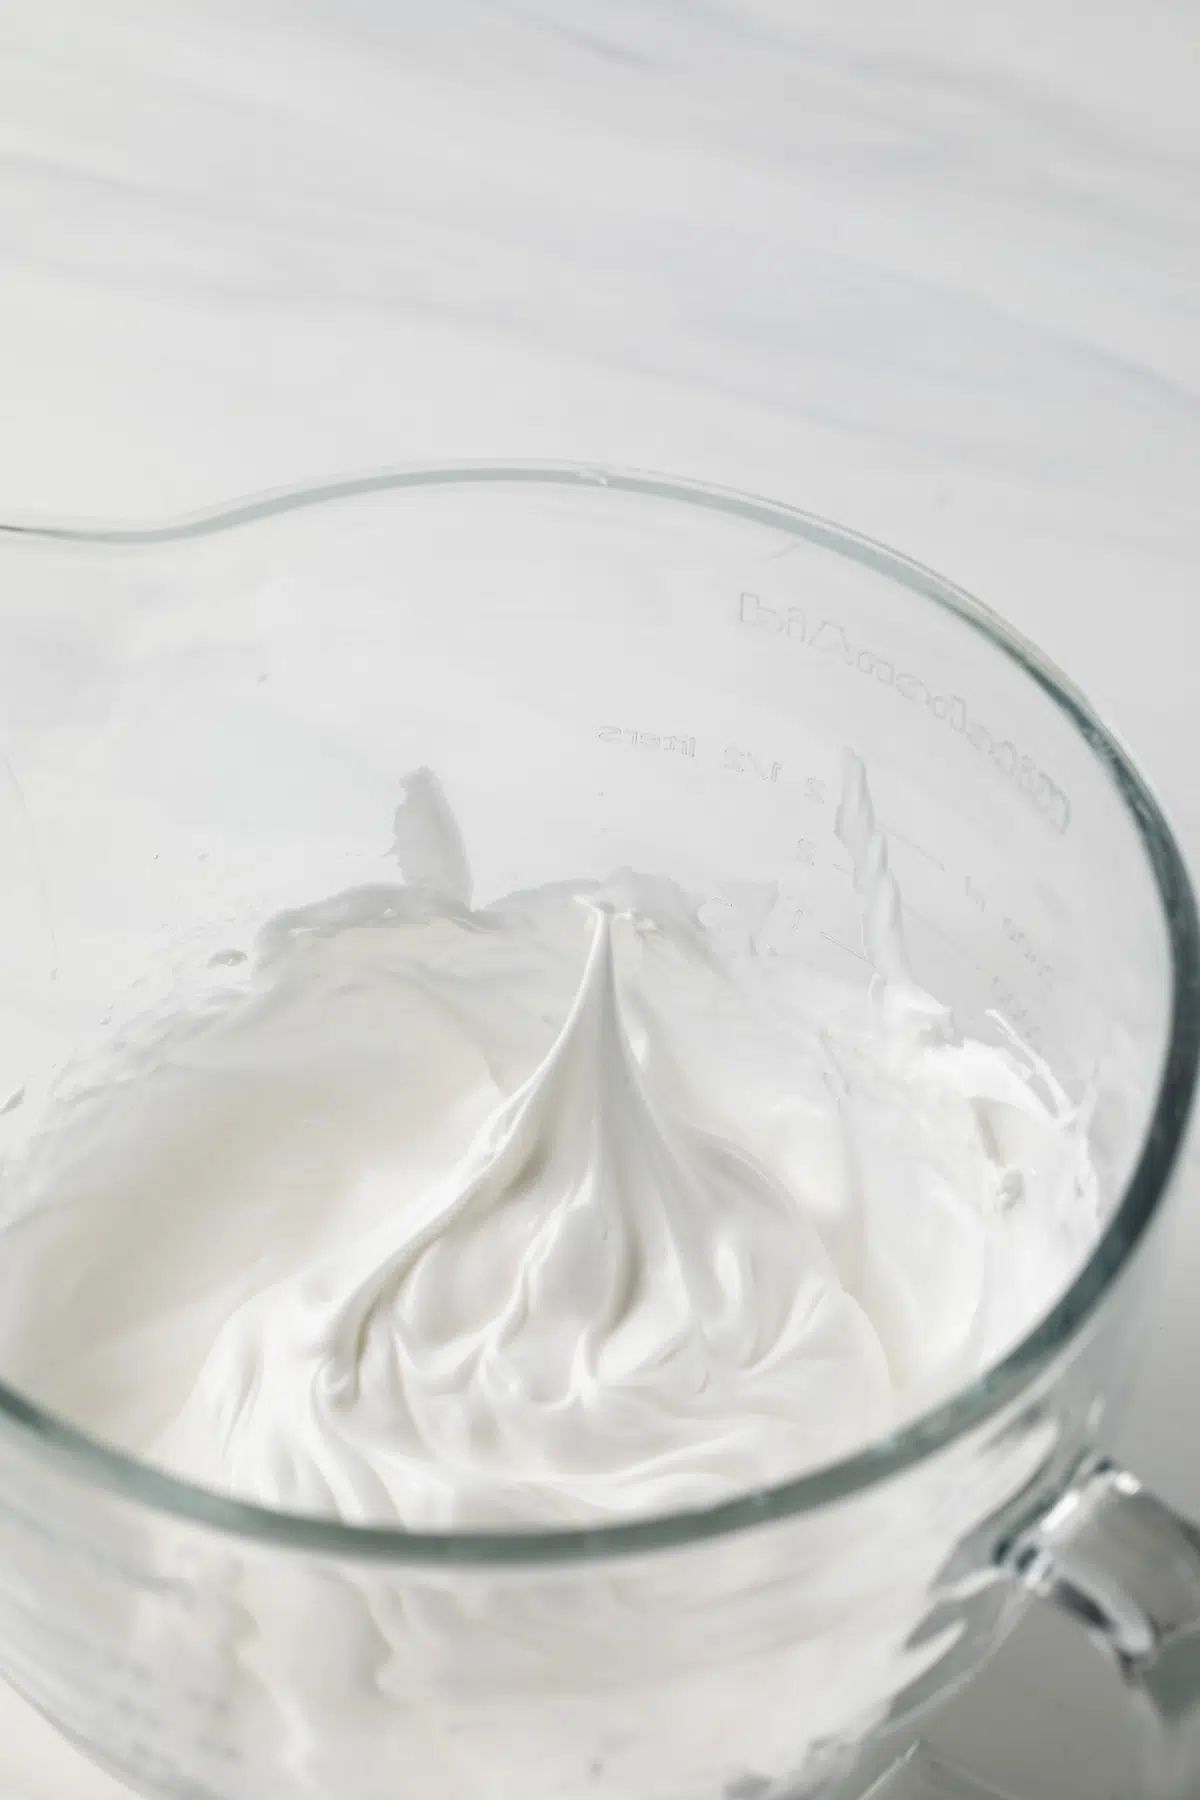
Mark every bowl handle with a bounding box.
[1008,1457,1200,1798]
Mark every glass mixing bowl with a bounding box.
[0,465,1196,1800]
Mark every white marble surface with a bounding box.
[1,3,1199,1795]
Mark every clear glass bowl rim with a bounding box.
[0,460,1195,1568]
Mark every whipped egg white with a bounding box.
[0,758,1098,1529]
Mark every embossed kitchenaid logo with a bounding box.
[737,594,1071,836]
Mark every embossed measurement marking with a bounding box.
[597,727,695,756]
[594,719,1058,998]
